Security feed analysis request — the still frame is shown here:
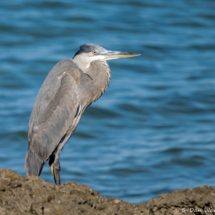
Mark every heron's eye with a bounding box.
[92,51,97,55]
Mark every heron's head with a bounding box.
[72,44,140,70]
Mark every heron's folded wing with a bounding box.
[28,59,82,162]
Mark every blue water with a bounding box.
[1,0,215,203]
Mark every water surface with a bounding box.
[0,0,215,203]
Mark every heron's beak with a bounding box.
[101,51,140,60]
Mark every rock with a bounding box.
[0,186,5,192]
[11,181,22,188]
[0,168,214,215]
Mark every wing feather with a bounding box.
[28,59,82,162]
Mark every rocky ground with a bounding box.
[0,168,215,215]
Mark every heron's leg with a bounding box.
[49,155,56,183]
[49,153,61,185]
[49,133,70,185]
[53,152,61,185]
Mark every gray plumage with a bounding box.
[25,44,139,184]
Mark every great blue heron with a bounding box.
[25,44,140,185]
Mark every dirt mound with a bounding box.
[0,168,214,215]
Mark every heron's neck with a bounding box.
[87,60,111,80]
[72,56,90,72]
[85,60,111,102]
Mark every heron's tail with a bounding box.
[25,148,44,176]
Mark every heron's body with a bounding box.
[25,44,139,184]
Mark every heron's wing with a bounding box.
[28,59,82,163]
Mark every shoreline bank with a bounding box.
[0,168,214,215]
